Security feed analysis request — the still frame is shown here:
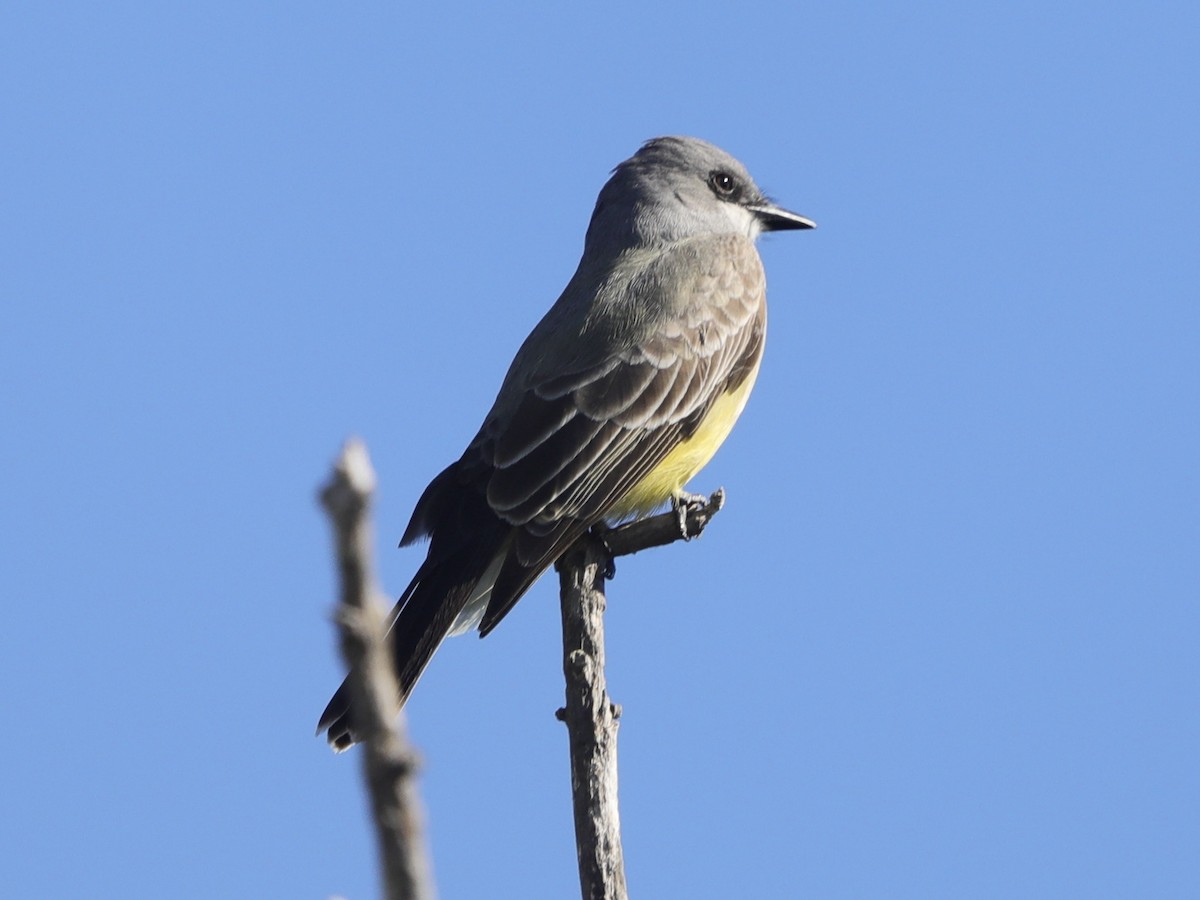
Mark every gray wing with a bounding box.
[471,234,767,632]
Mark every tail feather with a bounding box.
[318,530,506,751]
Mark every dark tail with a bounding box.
[317,528,505,751]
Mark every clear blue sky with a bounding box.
[2,3,1197,898]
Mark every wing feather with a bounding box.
[471,235,768,634]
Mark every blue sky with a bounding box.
[2,2,1197,897]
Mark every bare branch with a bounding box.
[600,488,726,559]
[556,533,628,900]
[320,439,436,900]
[555,488,726,900]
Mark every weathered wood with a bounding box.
[555,488,725,900]
[320,439,436,900]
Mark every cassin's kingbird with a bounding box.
[320,136,813,749]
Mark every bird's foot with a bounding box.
[669,488,727,540]
[589,522,618,579]
[671,491,711,540]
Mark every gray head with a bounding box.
[584,136,814,254]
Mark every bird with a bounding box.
[319,136,814,749]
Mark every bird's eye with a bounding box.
[709,171,737,196]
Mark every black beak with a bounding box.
[748,202,816,232]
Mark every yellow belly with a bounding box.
[609,362,760,519]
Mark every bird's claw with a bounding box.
[671,491,709,540]
[590,522,618,579]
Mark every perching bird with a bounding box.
[319,136,813,749]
